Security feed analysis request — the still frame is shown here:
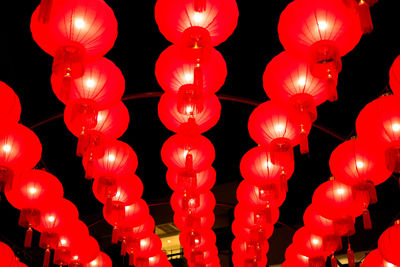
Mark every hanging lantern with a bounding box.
[342,0,378,34]
[284,244,310,267]
[0,82,21,131]
[180,228,216,250]
[240,146,294,190]
[361,249,395,267]
[69,236,100,265]
[263,52,329,115]
[103,199,149,244]
[167,167,216,193]
[248,101,308,158]
[155,0,238,47]
[155,45,227,95]
[174,213,215,231]
[171,190,216,216]
[82,140,138,180]
[378,220,400,266]
[161,134,215,172]
[92,173,144,214]
[64,101,129,158]
[5,169,64,248]
[133,251,170,267]
[158,92,221,135]
[231,220,274,244]
[31,0,118,78]
[278,0,362,98]
[390,55,400,95]
[184,246,219,265]
[356,95,400,173]
[234,203,279,228]
[126,234,162,261]
[0,124,42,193]
[84,252,112,267]
[51,57,124,108]
[232,252,268,267]
[0,241,16,266]
[231,237,269,263]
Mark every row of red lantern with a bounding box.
[29,0,170,266]
[154,0,239,266]
[281,54,400,266]
[232,0,380,265]
[0,82,110,267]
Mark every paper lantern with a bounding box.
[118,215,155,249]
[234,203,280,228]
[0,82,21,131]
[356,95,400,173]
[31,0,118,77]
[155,45,227,95]
[0,124,42,193]
[184,246,219,265]
[342,0,379,34]
[171,190,216,216]
[158,92,221,134]
[126,234,162,259]
[232,252,268,267]
[378,220,400,265]
[284,244,310,267]
[155,0,238,46]
[84,252,112,267]
[361,249,395,267]
[166,167,216,193]
[231,220,274,243]
[133,251,170,267]
[161,134,215,172]
[180,228,216,250]
[51,57,124,108]
[278,0,362,86]
[231,237,269,263]
[174,213,215,231]
[69,236,100,265]
[390,55,400,95]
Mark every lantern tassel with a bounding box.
[85,156,95,180]
[24,227,33,248]
[265,205,272,224]
[357,1,373,34]
[38,0,53,24]
[60,74,72,103]
[43,248,51,267]
[112,226,119,244]
[331,255,338,267]
[299,128,309,155]
[121,239,127,256]
[280,172,288,194]
[129,251,134,266]
[326,74,338,102]
[362,208,372,230]
[347,243,355,267]
[367,181,377,204]
[106,195,112,216]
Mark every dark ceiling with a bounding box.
[1,0,400,266]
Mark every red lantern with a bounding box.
[133,251,170,267]
[158,93,221,134]
[161,134,215,172]
[231,220,274,243]
[263,52,329,112]
[155,0,238,47]
[51,57,124,108]
[0,124,42,193]
[234,203,279,228]
[390,55,400,95]
[31,0,118,78]
[180,228,216,250]
[64,101,129,158]
[174,213,215,231]
[342,0,378,34]
[0,241,16,266]
[167,167,216,193]
[5,169,64,247]
[278,0,362,93]
[184,246,219,265]
[119,215,155,247]
[361,249,395,267]
[0,82,21,131]
[84,252,112,267]
[240,146,294,190]
[69,236,100,265]
[356,95,400,173]
[378,220,400,266]
[232,237,269,263]
[82,140,138,180]
[155,45,227,95]
[232,252,268,267]
[248,101,308,157]
[284,244,310,267]
[126,234,162,259]
[171,190,216,216]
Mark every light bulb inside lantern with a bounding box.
[60,239,67,246]
[29,187,38,195]
[97,114,103,123]
[2,144,11,153]
[336,188,345,195]
[107,154,116,162]
[47,215,56,222]
[185,105,194,115]
[275,124,285,133]
[194,238,200,244]
[317,20,328,31]
[392,123,400,132]
[149,257,156,263]
[193,12,204,23]
[115,191,121,199]
[90,260,98,266]
[73,256,79,261]
[356,161,364,169]
[140,239,148,247]
[74,18,86,29]
[184,73,193,83]
[311,238,321,245]
[297,76,307,87]
[263,160,274,169]
[85,79,96,89]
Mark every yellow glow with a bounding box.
[297,77,307,87]
[74,18,86,29]
[149,257,156,263]
[2,144,11,153]
[263,160,274,169]
[73,256,79,260]
[29,187,38,195]
[311,238,320,245]
[392,123,400,132]
[47,216,55,222]
[97,114,103,123]
[140,239,148,247]
[184,73,193,83]
[275,124,285,133]
[115,191,121,198]
[167,240,171,243]
[336,188,345,195]
[356,161,364,169]
[194,238,200,244]
[90,260,98,266]
[193,12,204,23]
[107,154,116,162]
[186,105,194,115]
[85,79,96,89]
[318,20,328,31]
[60,239,67,246]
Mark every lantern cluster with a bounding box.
[0,241,28,267]
[30,0,170,266]
[1,82,110,267]
[280,54,400,266]
[155,0,239,265]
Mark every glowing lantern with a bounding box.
[0,241,16,266]
[126,233,162,266]
[84,252,112,267]
[82,140,138,180]
[248,101,309,158]
[278,0,362,94]
[180,228,216,250]
[378,220,400,266]
[5,169,64,248]
[263,52,329,118]
[133,251,170,267]
[31,0,118,78]
[69,236,100,265]
[171,190,216,216]
[232,252,268,267]
[64,101,129,158]
[155,45,227,95]
[356,95,400,173]
[0,82,21,131]
[231,220,274,244]
[240,146,294,190]
[234,203,279,228]
[184,246,219,265]
[158,92,221,134]
[342,0,379,34]
[155,0,238,47]
[390,55,400,95]
[0,124,42,193]
[361,249,396,267]
[174,213,215,231]
[167,167,216,193]
[161,134,215,172]
[51,57,124,108]
[284,244,310,267]
[232,237,269,263]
